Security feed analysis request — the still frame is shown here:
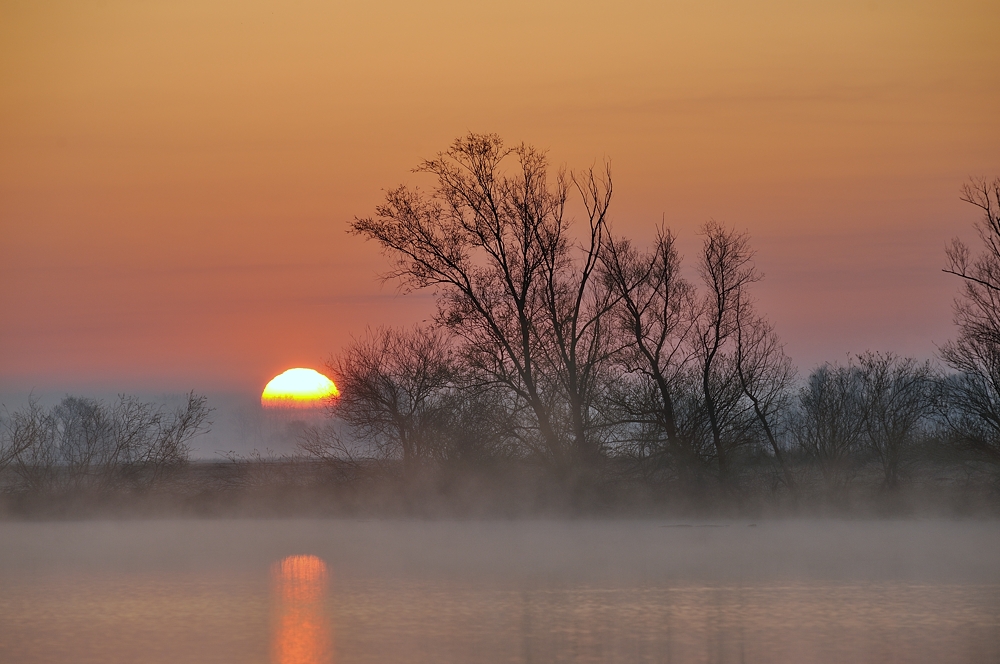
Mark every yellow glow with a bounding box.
[261,368,339,409]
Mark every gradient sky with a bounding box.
[2,0,999,396]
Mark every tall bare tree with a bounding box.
[733,297,797,488]
[940,177,1000,463]
[602,227,698,471]
[535,165,617,465]
[351,133,613,467]
[694,221,761,480]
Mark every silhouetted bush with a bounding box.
[0,393,210,495]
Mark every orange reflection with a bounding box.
[271,555,332,664]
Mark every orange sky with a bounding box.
[2,0,999,393]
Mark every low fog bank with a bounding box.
[2,389,1000,521]
[1,519,998,587]
[0,458,997,521]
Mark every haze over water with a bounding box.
[1,519,997,663]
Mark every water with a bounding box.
[1,519,998,663]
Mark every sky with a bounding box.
[2,0,999,400]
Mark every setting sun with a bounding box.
[261,368,339,409]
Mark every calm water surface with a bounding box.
[1,519,997,663]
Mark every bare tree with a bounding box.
[943,177,1000,297]
[602,227,699,472]
[434,380,523,464]
[6,393,209,493]
[793,364,865,491]
[602,221,790,485]
[536,167,617,466]
[855,352,933,489]
[941,177,1000,463]
[351,133,613,467]
[694,221,761,480]
[143,392,211,481]
[733,296,797,489]
[1,399,57,490]
[326,326,456,468]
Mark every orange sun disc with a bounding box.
[261,368,339,409]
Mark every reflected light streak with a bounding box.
[272,555,332,664]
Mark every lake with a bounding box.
[1,519,997,663]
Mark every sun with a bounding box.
[261,368,339,409]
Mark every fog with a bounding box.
[188,392,328,459]
[3,518,998,585]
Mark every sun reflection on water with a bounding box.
[272,555,332,664]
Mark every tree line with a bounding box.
[2,133,998,508]
[0,393,210,494]
[306,134,1000,496]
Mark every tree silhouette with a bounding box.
[941,177,1000,463]
[325,326,456,467]
[351,133,613,467]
